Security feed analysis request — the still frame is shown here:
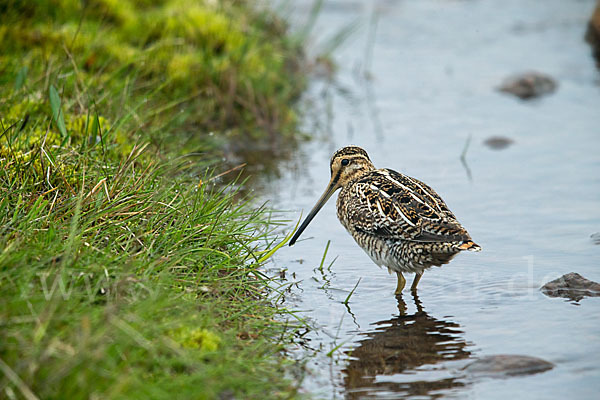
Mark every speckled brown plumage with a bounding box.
[290,146,481,294]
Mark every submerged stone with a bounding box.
[498,71,557,100]
[463,355,553,377]
[483,136,514,150]
[541,272,600,301]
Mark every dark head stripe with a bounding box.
[330,146,371,170]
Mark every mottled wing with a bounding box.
[346,169,471,243]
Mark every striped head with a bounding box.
[290,146,374,246]
[329,146,375,188]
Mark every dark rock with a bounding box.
[463,355,553,378]
[585,1,600,70]
[591,232,600,245]
[541,272,600,301]
[498,71,557,100]
[483,136,514,150]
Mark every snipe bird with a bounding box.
[289,146,481,295]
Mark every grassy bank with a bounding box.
[0,1,306,398]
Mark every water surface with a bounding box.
[261,0,600,398]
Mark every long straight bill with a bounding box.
[289,180,338,246]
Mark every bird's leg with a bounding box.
[411,272,423,292]
[395,272,406,295]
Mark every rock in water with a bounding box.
[498,71,557,100]
[483,136,514,150]
[463,355,554,377]
[541,272,600,301]
[585,1,600,69]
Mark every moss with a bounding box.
[0,94,133,188]
[0,0,305,161]
[1,97,124,155]
[169,327,222,351]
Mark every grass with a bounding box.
[0,0,310,398]
[0,155,301,399]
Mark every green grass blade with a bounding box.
[343,277,361,305]
[318,239,331,272]
[256,214,302,264]
[14,66,28,90]
[49,85,67,138]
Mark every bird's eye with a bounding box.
[341,159,350,166]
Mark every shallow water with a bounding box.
[260,0,600,398]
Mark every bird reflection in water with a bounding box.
[343,294,472,399]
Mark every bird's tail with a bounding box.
[457,240,482,252]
